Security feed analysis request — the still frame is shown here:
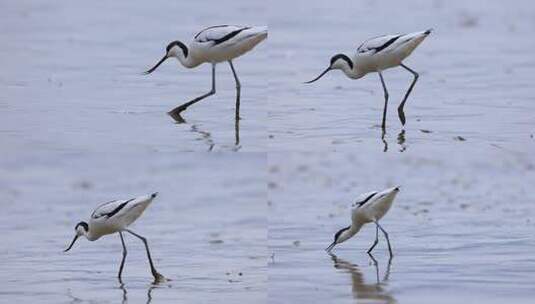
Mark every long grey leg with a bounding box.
[384,257,393,281]
[125,229,164,282]
[367,224,380,254]
[398,63,419,126]
[168,63,217,122]
[228,60,241,120]
[118,231,127,280]
[370,253,380,284]
[378,71,389,130]
[375,221,393,258]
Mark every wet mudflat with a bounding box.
[268,0,535,152]
[0,153,267,303]
[268,149,535,303]
[2,0,535,303]
[0,0,267,153]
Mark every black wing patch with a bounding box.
[212,27,250,45]
[194,25,250,45]
[95,198,135,219]
[359,35,401,54]
[355,192,377,207]
[334,226,351,242]
[372,35,400,53]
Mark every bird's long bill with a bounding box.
[325,241,336,252]
[304,66,332,84]
[64,235,79,252]
[143,54,169,75]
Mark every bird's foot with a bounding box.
[167,109,187,124]
[152,272,168,284]
[397,108,406,126]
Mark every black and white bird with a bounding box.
[326,187,400,257]
[64,193,165,282]
[144,25,268,122]
[305,30,432,130]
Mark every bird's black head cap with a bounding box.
[75,221,89,232]
[166,41,189,57]
[330,54,353,69]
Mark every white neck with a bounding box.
[83,227,99,241]
[341,65,364,79]
[176,51,201,69]
[338,223,362,244]
[349,222,363,235]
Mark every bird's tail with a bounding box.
[253,25,268,35]
[247,26,268,41]
[132,192,158,211]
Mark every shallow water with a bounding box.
[2,0,535,303]
[268,0,535,152]
[0,0,267,153]
[0,153,266,303]
[268,150,535,303]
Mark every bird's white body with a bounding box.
[86,193,157,241]
[306,30,431,129]
[340,30,431,79]
[351,187,398,226]
[327,187,400,252]
[65,192,164,281]
[184,25,268,67]
[144,25,268,121]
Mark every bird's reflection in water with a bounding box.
[65,282,158,304]
[381,129,388,152]
[178,116,241,151]
[119,281,128,304]
[380,129,408,153]
[117,279,161,304]
[397,129,407,152]
[329,253,396,304]
[190,124,215,151]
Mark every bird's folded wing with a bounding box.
[91,198,134,219]
[353,191,378,207]
[357,34,402,54]
[194,25,251,45]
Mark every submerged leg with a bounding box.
[378,71,389,131]
[228,60,241,120]
[118,232,127,280]
[398,63,419,126]
[234,114,240,148]
[168,63,217,122]
[375,221,393,258]
[125,229,164,282]
[367,224,380,254]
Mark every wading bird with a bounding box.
[305,30,432,130]
[64,193,165,282]
[144,25,268,122]
[326,186,400,257]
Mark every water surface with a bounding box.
[0,0,267,153]
[268,150,535,303]
[0,153,267,303]
[268,0,535,152]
